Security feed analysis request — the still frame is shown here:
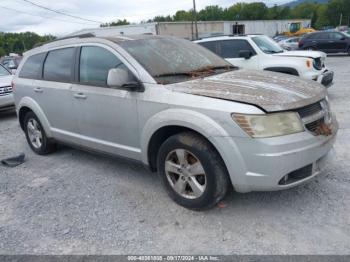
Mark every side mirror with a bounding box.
[107,68,144,92]
[239,50,253,59]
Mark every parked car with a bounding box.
[273,35,288,42]
[0,64,14,112]
[14,35,338,210]
[278,37,301,50]
[299,31,350,55]
[0,56,22,73]
[195,35,334,87]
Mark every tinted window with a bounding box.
[43,48,75,82]
[198,41,217,54]
[329,32,344,40]
[218,40,255,58]
[318,33,330,39]
[19,53,46,79]
[79,46,127,86]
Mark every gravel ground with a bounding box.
[0,56,349,255]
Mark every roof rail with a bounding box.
[33,33,96,48]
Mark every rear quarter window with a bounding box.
[19,53,46,79]
[43,48,75,82]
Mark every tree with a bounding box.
[100,19,130,27]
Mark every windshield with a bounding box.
[119,37,234,84]
[0,65,10,76]
[252,35,284,54]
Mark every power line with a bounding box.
[0,4,97,25]
[20,0,103,24]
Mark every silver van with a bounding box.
[13,35,338,210]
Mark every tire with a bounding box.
[157,132,230,211]
[24,112,56,155]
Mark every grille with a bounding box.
[295,101,322,118]
[306,117,324,132]
[0,86,12,96]
[279,164,313,185]
[293,101,325,133]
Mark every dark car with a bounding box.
[299,31,350,55]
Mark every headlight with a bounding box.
[313,58,322,70]
[232,112,304,138]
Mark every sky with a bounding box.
[0,0,290,36]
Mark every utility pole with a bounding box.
[339,13,343,27]
[193,0,198,40]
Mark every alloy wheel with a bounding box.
[164,149,207,199]
[27,118,43,149]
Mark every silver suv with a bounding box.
[14,35,338,210]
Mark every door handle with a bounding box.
[34,87,43,93]
[74,93,87,99]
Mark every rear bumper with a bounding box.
[0,93,15,111]
[211,115,338,193]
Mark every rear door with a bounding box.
[217,39,258,69]
[315,33,330,51]
[71,45,140,160]
[38,47,78,135]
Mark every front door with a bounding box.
[71,45,141,160]
[218,39,259,69]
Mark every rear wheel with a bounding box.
[24,112,56,155]
[157,132,230,210]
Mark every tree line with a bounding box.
[101,0,349,30]
[0,32,55,57]
[1,0,349,56]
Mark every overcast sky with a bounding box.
[0,0,289,36]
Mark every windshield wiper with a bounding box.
[154,65,237,79]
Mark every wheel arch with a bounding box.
[17,97,52,137]
[141,109,231,172]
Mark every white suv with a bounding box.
[195,35,334,87]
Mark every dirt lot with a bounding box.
[0,56,349,255]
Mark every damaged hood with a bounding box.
[273,50,326,59]
[167,69,326,112]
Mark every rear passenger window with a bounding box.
[43,48,75,82]
[19,53,46,79]
[217,40,255,58]
[199,41,217,54]
[79,46,126,86]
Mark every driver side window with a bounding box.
[79,46,134,87]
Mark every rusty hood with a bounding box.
[167,69,326,112]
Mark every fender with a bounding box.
[141,108,231,165]
[17,96,53,137]
[140,108,249,191]
[264,67,299,76]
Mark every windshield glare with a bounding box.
[252,36,284,54]
[0,65,10,76]
[119,37,232,84]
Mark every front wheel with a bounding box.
[157,132,230,210]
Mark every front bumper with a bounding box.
[317,70,334,88]
[0,93,15,111]
[211,115,338,193]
